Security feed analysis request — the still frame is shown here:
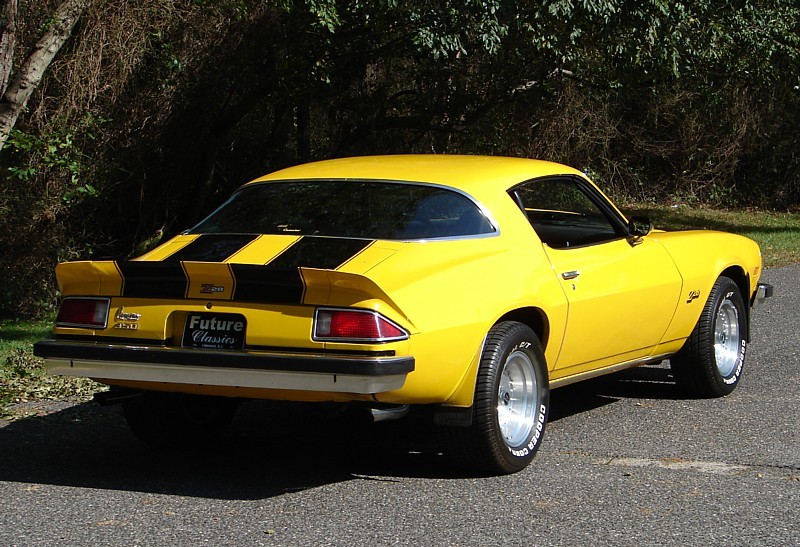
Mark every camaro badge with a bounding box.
[200,284,225,294]
[114,306,141,330]
[686,290,701,303]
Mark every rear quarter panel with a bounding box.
[359,232,567,406]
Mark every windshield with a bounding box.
[190,180,495,240]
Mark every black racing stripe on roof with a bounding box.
[117,261,187,298]
[269,237,374,270]
[164,234,259,262]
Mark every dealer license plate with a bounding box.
[181,312,246,350]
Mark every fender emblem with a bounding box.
[686,290,701,303]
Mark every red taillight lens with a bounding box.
[314,309,408,342]
[56,297,110,329]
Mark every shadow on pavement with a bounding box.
[0,363,681,499]
[550,362,681,420]
[0,400,462,500]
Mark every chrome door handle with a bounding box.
[561,270,580,280]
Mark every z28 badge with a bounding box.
[200,284,225,294]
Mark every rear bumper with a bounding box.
[33,339,414,394]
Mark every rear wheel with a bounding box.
[123,391,239,450]
[441,321,549,474]
[671,276,748,397]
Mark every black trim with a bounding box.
[53,334,169,346]
[165,234,259,262]
[33,339,414,376]
[50,336,395,356]
[246,344,396,357]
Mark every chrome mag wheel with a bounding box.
[497,349,538,448]
[714,297,741,378]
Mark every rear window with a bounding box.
[189,180,495,240]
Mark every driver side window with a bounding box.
[511,177,627,249]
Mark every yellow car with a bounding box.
[34,155,773,474]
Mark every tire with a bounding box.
[123,391,239,450]
[671,276,748,397]
[441,321,549,475]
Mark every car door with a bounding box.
[511,176,683,377]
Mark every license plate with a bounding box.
[181,312,246,350]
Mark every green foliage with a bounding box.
[5,112,107,204]
[0,319,104,419]
[408,1,508,58]
[2,0,800,319]
[626,206,800,268]
[305,0,341,32]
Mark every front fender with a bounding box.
[652,230,762,343]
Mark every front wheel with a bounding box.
[441,321,549,474]
[671,276,748,397]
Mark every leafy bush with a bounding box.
[0,347,104,419]
[1,0,799,318]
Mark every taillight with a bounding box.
[56,297,110,329]
[313,308,409,342]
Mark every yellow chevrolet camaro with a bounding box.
[34,155,773,474]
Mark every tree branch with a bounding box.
[0,0,16,96]
[0,0,91,152]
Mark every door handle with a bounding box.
[561,270,580,280]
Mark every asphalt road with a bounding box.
[1,265,797,546]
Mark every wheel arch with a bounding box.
[439,306,550,410]
[496,307,550,352]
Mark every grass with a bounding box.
[0,318,103,420]
[1,206,799,420]
[626,205,800,268]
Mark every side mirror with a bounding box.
[629,216,652,237]
[627,216,652,245]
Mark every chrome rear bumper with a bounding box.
[34,339,413,394]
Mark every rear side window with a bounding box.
[190,181,495,240]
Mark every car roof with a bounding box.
[249,155,585,195]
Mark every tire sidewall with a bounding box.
[707,278,748,390]
[487,325,549,470]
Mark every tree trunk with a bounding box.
[0,0,16,96]
[0,0,91,152]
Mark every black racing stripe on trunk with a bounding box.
[270,237,374,270]
[164,234,259,262]
[230,265,304,304]
[115,238,374,303]
[117,261,187,298]
[230,238,373,303]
